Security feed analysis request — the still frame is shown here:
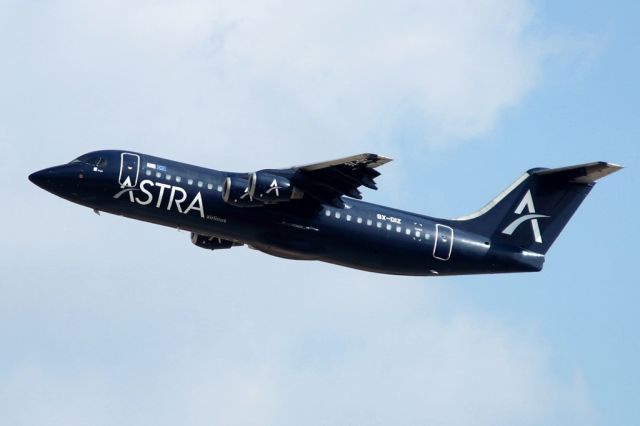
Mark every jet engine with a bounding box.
[191,233,240,250]
[222,177,263,207]
[248,172,299,204]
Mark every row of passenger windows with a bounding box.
[145,169,223,192]
[145,168,427,238]
[324,209,429,239]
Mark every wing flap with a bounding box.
[247,153,391,210]
[291,153,391,207]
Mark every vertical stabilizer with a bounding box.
[453,162,622,254]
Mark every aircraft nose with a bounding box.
[28,164,88,197]
[29,170,48,187]
[28,169,51,188]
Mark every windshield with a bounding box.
[70,154,107,168]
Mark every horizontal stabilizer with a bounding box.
[532,161,623,184]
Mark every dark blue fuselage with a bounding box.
[29,150,545,276]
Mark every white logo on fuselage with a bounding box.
[120,176,134,188]
[266,178,282,197]
[501,190,549,243]
[113,179,205,218]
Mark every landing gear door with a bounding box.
[119,153,140,188]
[433,224,453,261]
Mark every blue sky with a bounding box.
[1,1,638,425]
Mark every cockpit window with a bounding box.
[70,155,107,168]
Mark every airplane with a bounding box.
[29,151,621,276]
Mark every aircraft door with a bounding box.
[433,224,453,261]
[119,153,140,188]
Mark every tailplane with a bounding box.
[453,162,622,254]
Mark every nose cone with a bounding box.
[28,169,49,188]
[28,164,88,199]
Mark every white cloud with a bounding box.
[0,223,592,425]
[1,0,540,168]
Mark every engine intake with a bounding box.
[191,233,240,250]
[248,172,298,204]
[222,177,263,207]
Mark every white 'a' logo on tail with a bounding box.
[501,190,549,243]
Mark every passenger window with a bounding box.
[146,169,152,176]
[156,172,162,178]
[396,226,402,233]
[335,212,341,219]
[346,215,352,221]
[176,176,182,183]
[376,222,382,228]
[405,228,411,235]
[357,217,363,224]
[188,179,194,185]
[366,219,373,226]
[166,174,172,181]
[325,210,331,217]
[217,185,223,192]
[415,231,421,238]
[207,183,213,190]
[197,181,203,188]
[386,224,392,231]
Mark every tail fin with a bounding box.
[454,162,622,254]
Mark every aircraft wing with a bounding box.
[288,153,392,208]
